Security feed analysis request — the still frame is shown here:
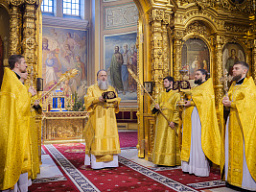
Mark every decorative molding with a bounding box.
[179,0,251,13]
[9,5,20,55]
[151,9,165,22]
[149,8,174,98]
[175,10,225,31]
[173,30,184,40]
[173,38,182,81]
[23,3,37,78]
[154,0,169,3]
[184,21,212,43]
[162,23,169,77]
[42,15,89,31]
[224,23,249,33]
[185,21,211,36]
[8,0,24,6]
[25,0,38,4]
[104,3,138,30]
[103,0,119,2]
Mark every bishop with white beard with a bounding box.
[83,70,121,169]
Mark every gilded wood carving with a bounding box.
[135,0,256,160]
[0,0,40,86]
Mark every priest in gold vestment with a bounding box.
[151,76,180,166]
[181,69,221,177]
[84,70,121,169]
[222,61,256,191]
[0,55,36,191]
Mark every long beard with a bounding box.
[98,80,109,90]
[232,74,242,82]
[194,79,202,85]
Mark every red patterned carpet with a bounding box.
[118,131,137,148]
[29,141,226,192]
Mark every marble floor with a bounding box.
[33,154,66,183]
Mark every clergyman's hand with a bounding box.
[29,87,37,97]
[222,96,231,107]
[114,101,118,108]
[184,100,191,107]
[169,122,175,129]
[99,96,105,102]
[155,104,160,110]
[34,100,40,106]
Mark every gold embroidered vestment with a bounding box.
[224,77,256,186]
[0,68,31,190]
[84,84,121,162]
[151,90,180,166]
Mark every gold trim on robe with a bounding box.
[84,84,121,162]
[0,68,31,190]
[181,78,221,166]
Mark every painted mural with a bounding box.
[223,43,245,76]
[181,38,210,80]
[42,26,87,100]
[104,32,137,101]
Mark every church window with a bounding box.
[63,0,80,16]
[41,0,54,13]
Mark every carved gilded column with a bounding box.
[23,0,38,86]
[215,35,224,104]
[173,35,183,81]
[253,39,256,83]
[151,9,164,98]
[17,8,23,54]
[162,12,171,77]
[9,1,23,55]
[136,19,144,158]
[144,9,172,160]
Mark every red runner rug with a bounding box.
[118,131,137,148]
[157,167,223,190]
[47,143,176,192]
[29,146,80,192]
[29,143,225,191]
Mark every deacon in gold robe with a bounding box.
[0,55,36,191]
[151,76,180,166]
[222,61,256,191]
[181,69,221,177]
[84,69,121,169]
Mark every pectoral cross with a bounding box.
[220,69,233,95]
